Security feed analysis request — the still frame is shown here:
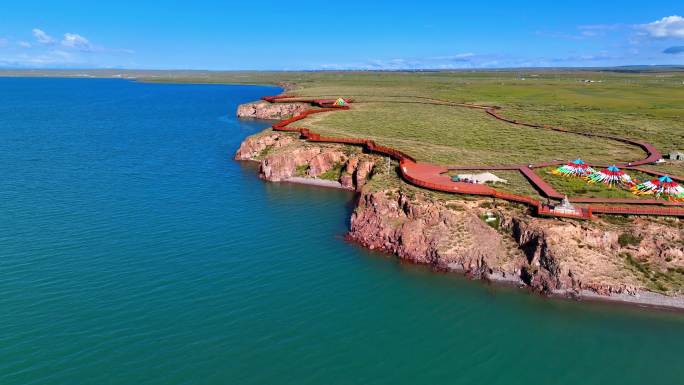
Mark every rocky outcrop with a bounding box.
[348,188,684,298]
[237,101,309,120]
[260,147,341,181]
[500,215,684,296]
[338,157,375,190]
[349,190,521,279]
[354,160,375,190]
[235,132,294,160]
[499,215,633,295]
[308,151,347,177]
[235,131,379,190]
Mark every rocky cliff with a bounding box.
[237,101,309,120]
[349,188,684,298]
[235,131,380,191]
[349,190,522,279]
[234,100,684,307]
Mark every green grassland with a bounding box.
[118,69,683,172]
[301,101,643,165]
[4,68,683,192]
[285,72,684,168]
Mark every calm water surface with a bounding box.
[0,78,682,385]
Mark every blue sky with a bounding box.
[1,0,683,70]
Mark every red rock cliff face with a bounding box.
[501,215,684,295]
[236,101,309,120]
[235,133,295,161]
[348,188,684,297]
[260,147,347,181]
[234,132,380,190]
[349,190,523,279]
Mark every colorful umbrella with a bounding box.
[632,175,684,201]
[586,165,634,187]
[551,159,595,177]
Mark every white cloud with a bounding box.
[31,29,101,52]
[28,29,132,54]
[640,15,684,39]
[32,28,56,44]
[61,33,93,51]
[1,30,133,68]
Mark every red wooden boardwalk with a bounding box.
[518,167,565,200]
[257,95,684,218]
[401,162,496,196]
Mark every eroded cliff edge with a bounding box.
[235,129,379,190]
[349,188,684,300]
[235,101,684,309]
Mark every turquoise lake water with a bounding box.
[0,78,682,384]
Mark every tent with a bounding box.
[452,172,508,184]
[333,98,348,107]
[551,159,595,177]
[586,165,634,187]
[632,175,684,201]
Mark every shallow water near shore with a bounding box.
[1,78,683,385]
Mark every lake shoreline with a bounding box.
[284,176,353,190]
[241,155,684,312]
[236,99,684,313]
[470,264,684,312]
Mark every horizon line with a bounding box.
[1,64,684,73]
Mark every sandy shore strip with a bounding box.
[467,267,684,311]
[284,176,353,190]
[551,289,684,311]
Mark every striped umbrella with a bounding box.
[333,98,348,107]
[632,175,684,201]
[551,159,595,177]
[586,165,634,187]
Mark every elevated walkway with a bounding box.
[258,95,684,218]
